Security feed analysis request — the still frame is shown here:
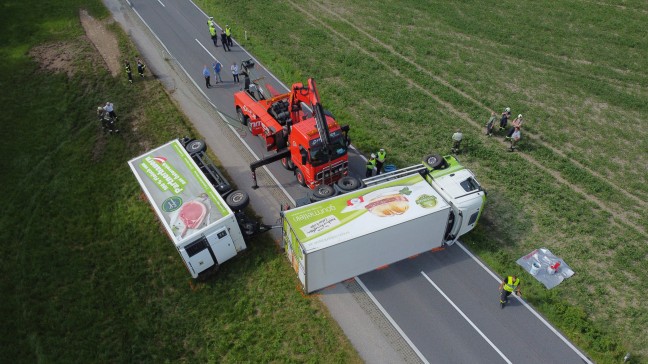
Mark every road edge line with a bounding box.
[355,277,429,364]
[455,242,593,364]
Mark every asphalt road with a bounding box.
[124,0,366,203]
[122,0,592,362]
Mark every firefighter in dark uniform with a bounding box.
[125,61,133,84]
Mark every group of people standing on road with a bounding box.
[208,17,233,51]
[203,61,239,88]
[486,107,524,151]
[203,17,238,89]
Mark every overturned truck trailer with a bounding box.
[281,155,485,293]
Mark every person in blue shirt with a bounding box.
[203,65,211,88]
[212,61,223,83]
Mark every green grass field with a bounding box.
[0,1,360,362]
[195,0,647,362]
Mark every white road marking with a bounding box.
[421,271,512,364]
[355,277,429,364]
[157,0,165,7]
[455,242,593,364]
[194,38,218,62]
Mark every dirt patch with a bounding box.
[79,9,121,76]
[29,41,82,77]
[29,10,122,79]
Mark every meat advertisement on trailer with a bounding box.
[128,140,231,245]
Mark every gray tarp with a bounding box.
[516,248,574,289]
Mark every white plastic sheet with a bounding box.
[517,248,574,289]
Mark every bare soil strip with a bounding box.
[80,9,121,76]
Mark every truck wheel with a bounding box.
[237,108,250,127]
[424,154,444,169]
[225,190,250,211]
[185,139,207,155]
[295,169,306,186]
[337,176,361,192]
[281,157,295,170]
[311,184,336,201]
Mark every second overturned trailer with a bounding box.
[281,154,486,293]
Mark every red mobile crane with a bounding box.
[234,60,352,190]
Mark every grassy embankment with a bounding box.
[0,1,360,362]
[199,0,648,362]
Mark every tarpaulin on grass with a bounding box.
[517,248,574,289]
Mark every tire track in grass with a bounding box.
[300,0,648,210]
[285,0,646,237]
[575,0,648,15]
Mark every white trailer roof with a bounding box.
[284,174,450,252]
[128,140,232,245]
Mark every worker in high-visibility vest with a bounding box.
[498,275,521,308]
[375,148,386,175]
[225,24,233,47]
[366,153,377,178]
[209,24,217,47]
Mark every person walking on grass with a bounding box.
[506,114,524,138]
[508,126,521,152]
[97,106,119,133]
[451,128,463,153]
[499,107,511,132]
[366,153,377,178]
[220,30,230,51]
[104,102,117,120]
[212,61,223,83]
[136,58,146,78]
[225,24,233,47]
[499,275,521,308]
[485,111,496,136]
[231,62,240,83]
[203,65,211,88]
[125,61,133,84]
[376,148,386,175]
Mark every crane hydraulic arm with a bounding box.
[288,79,332,151]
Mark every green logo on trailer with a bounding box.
[162,196,183,212]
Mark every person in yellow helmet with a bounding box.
[366,154,377,178]
[498,275,521,308]
[208,17,218,47]
[225,24,233,47]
